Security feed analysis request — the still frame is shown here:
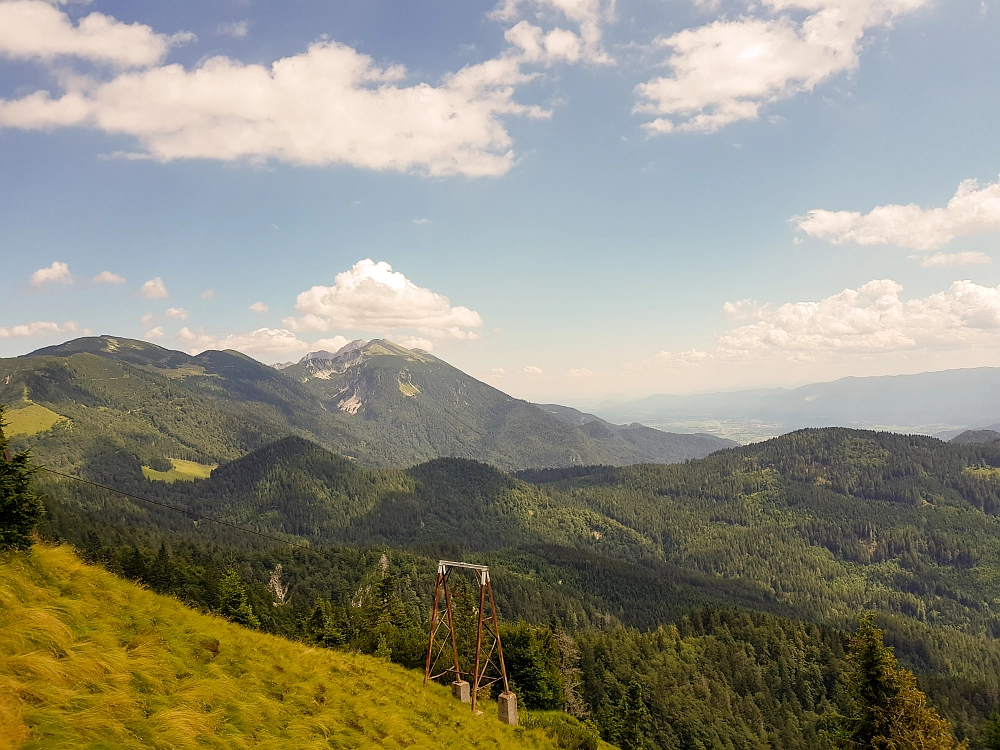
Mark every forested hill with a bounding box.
[35,425,1000,747]
[0,335,732,472]
[44,427,1000,637]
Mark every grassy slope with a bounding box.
[0,545,559,750]
[142,459,217,483]
[3,404,66,437]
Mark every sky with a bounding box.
[2,0,1000,404]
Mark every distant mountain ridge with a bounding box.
[1,335,732,473]
[595,367,1000,442]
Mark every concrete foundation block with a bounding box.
[498,692,518,726]
[451,680,471,703]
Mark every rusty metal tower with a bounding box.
[422,560,517,723]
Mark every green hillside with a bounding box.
[0,336,732,473]
[0,544,562,750]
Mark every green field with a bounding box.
[2,404,66,437]
[142,459,217,483]
[0,545,560,750]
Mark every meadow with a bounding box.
[0,544,564,750]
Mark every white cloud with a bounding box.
[287,259,483,339]
[30,260,72,285]
[505,21,588,65]
[93,270,125,284]
[0,320,78,338]
[718,279,1000,357]
[144,326,164,339]
[413,218,430,225]
[796,176,1000,251]
[200,289,215,299]
[0,38,547,177]
[636,0,928,134]
[249,301,269,312]
[651,349,711,365]
[0,1,192,68]
[569,367,593,377]
[141,312,154,325]
[216,20,248,39]
[523,365,544,375]
[311,335,351,353]
[917,251,992,268]
[492,0,614,64]
[165,307,188,319]
[140,277,168,298]
[491,367,506,376]
[176,326,311,361]
[396,336,434,351]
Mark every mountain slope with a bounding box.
[1,335,730,472]
[280,339,734,466]
[0,544,559,750]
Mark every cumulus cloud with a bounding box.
[93,270,125,284]
[796,176,1000,251]
[287,259,483,339]
[0,34,547,176]
[569,367,593,377]
[636,0,928,133]
[249,301,269,312]
[0,0,192,68]
[176,326,312,361]
[165,307,188,319]
[30,261,72,285]
[144,326,164,339]
[140,277,168,298]
[492,0,614,64]
[311,335,351,353]
[0,320,79,338]
[200,289,215,299]
[718,279,1000,357]
[523,365,544,375]
[917,251,992,268]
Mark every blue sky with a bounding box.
[2,0,1000,402]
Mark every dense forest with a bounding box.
[21,423,1000,748]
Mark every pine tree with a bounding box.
[983,711,1000,750]
[0,404,45,552]
[609,680,650,750]
[218,568,260,629]
[834,613,967,749]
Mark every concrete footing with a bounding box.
[498,692,518,726]
[451,680,471,703]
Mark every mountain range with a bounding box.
[593,367,1000,442]
[0,335,733,473]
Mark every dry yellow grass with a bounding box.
[0,545,559,750]
[2,404,66,437]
